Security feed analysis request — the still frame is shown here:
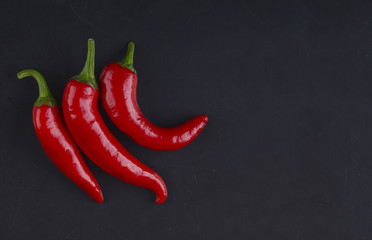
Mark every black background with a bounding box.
[1,0,372,239]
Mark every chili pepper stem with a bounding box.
[118,42,136,73]
[73,38,98,89]
[17,69,57,107]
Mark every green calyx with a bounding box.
[118,42,136,73]
[73,38,98,89]
[17,69,57,107]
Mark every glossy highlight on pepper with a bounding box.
[100,42,208,151]
[62,39,167,203]
[17,69,103,203]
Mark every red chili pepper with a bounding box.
[100,42,208,151]
[62,39,167,204]
[17,70,103,203]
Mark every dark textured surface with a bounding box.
[1,0,372,239]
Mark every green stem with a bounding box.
[17,69,56,107]
[118,42,136,73]
[73,38,98,89]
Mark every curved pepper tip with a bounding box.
[200,114,208,123]
[155,195,167,204]
[16,72,22,79]
[153,173,167,204]
[96,192,104,204]
[91,188,104,203]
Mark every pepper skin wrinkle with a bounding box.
[62,39,167,203]
[100,42,208,151]
[18,70,103,203]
